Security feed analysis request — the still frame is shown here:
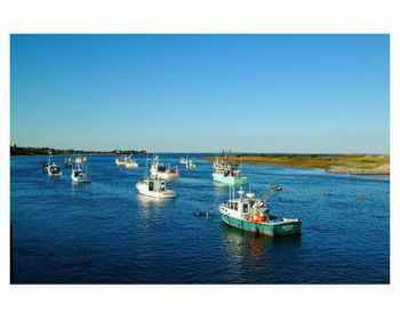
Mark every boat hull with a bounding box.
[136,183,176,199]
[71,175,91,183]
[220,214,301,237]
[125,162,138,169]
[212,173,247,186]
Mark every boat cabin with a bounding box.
[148,179,167,192]
[223,199,252,220]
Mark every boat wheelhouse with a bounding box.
[136,177,177,199]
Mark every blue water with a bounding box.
[10,154,389,284]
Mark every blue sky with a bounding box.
[11,34,389,153]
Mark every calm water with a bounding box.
[11,154,389,284]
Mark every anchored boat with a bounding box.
[115,155,127,166]
[179,156,188,165]
[43,153,62,177]
[150,156,179,181]
[180,155,196,170]
[136,177,177,199]
[186,159,196,170]
[71,160,91,183]
[212,153,247,185]
[125,155,139,169]
[219,185,301,237]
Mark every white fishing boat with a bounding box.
[179,156,188,165]
[71,160,91,183]
[43,153,62,177]
[136,177,177,199]
[125,155,139,169]
[115,155,127,166]
[186,159,196,170]
[212,153,247,185]
[150,156,179,181]
[219,185,301,237]
[75,155,87,165]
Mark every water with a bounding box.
[10,154,389,284]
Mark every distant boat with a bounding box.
[136,177,176,199]
[186,159,196,170]
[150,156,179,181]
[43,153,62,177]
[124,155,139,169]
[212,153,247,185]
[71,159,91,183]
[219,185,301,237]
[179,156,188,165]
[115,155,138,169]
[115,155,127,166]
[180,155,196,170]
[75,155,87,165]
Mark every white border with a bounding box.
[1,1,399,319]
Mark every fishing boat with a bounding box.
[75,155,87,165]
[136,177,176,199]
[186,159,196,170]
[115,155,127,166]
[150,156,179,181]
[219,185,301,237]
[179,156,188,165]
[71,160,91,183]
[124,155,139,169]
[43,153,62,177]
[212,153,247,185]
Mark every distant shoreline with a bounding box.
[204,153,390,176]
[10,146,147,156]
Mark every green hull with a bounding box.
[221,214,301,237]
[213,173,248,186]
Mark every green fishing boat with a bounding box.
[212,153,248,185]
[219,187,301,237]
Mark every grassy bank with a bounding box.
[205,154,389,175]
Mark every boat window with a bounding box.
[233,202,238,211]
[149,181,154,191]
[243,203,248,213]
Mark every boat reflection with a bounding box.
[71,181,91,192]
[220,224,301,258]
[221,225,273,258]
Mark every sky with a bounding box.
[10,34,389,153]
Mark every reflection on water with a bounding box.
[71,182,91,192]
[221,225,301,258]
[221,225,273,257]
[136,194,176,210]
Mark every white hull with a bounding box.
[136,181,176,199]
[125,162,139,169]
[47,165,62,177]
[71,174,91,183]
